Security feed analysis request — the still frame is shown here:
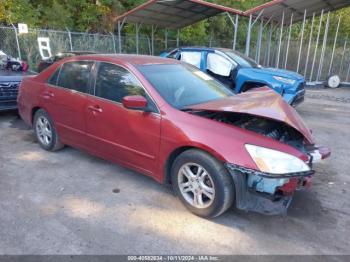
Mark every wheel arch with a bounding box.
[31,106,42,124]
[163,145,226,185]
[240,81,270,92]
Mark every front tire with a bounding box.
[34,109,64,151]
[171,149,234,218]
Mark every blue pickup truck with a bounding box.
[161,47,305,106]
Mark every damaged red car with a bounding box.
[17,55,330,217]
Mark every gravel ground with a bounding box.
[0,87,349,255]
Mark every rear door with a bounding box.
[42,61,93,148]
[85,62,161,176]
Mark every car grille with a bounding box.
[0,82,20,100]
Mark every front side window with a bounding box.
[138,64,233,109]
[166,50,179,59]
[57,61,93,93]
[94,62,146,103]
[207,53,233,77]
[180,51,202,68]
[224,51,259,68]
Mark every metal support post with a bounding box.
[339,35,348,76]
[284,13,294,69]
[276,12,284,68]
[265,22,273,67]
[233,14,239,50]
[255,19,263,63]
[151,25,157,55]
[11,24,21,60]
[245,10,264,57]
[328,16,341,76]
[110,32,117,54]
[296,10,307,73]
[346,60,350,82]
[165,29,168,50]
[66,27,73,51]
[245,14,252,56]
[177,29,180,47]
[226,12,239,50]
[209,31,213,47]
[261,15,274,65]
[117,18,126,53]
[135,23,142,54]
[304,13,315,76]
[310,10,324,81]
[317,12,330,82]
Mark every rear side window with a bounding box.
[48,67,60,85]
[94,62,146,103]
[180,51,201,68]
[57,61,93,93]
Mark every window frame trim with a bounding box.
[46,60,95,95]
[45,59,160,115]
[92,61,160,114]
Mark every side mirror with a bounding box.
[122,95,148,111]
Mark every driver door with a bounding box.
[85,62,161,176]
[205,52,236,89]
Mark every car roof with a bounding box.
[179,47,215,52]
[63,54,180,66]
[57,51,97,55]
[179,47,236,54]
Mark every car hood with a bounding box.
[186,87,314,144]
[247,67,304,81]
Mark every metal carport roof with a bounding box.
[245,0,350,23]
[115,0,244,29]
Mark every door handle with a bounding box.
[41,91,54,99]
[87,105,103,113]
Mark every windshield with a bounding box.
[224,51,259,68]
[138,64,233,109]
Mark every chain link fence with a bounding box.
[1,25,349,82]
[0,26,159,71]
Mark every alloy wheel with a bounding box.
[36,116,53,146]
[177,163,215,209]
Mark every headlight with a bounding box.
[273,76,296,85]
[245,144,310,174]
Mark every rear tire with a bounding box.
[33,109,64,151]
[171,149,234,218]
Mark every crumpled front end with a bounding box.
[186,88,331,215]
[225,146,330,215]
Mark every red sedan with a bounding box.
[17,55,330,217]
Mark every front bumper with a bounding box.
[282,81,306,107]
[226,163,314,215]
[0,81,20,111]
[0,100,18,111]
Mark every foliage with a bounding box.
[0,0,349,43]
